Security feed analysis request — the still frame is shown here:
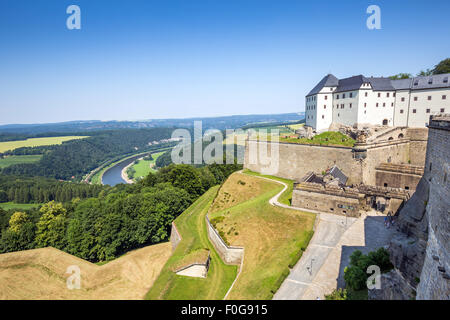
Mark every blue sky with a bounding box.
[0,0,449,125]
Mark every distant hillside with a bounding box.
[0,113,304,135]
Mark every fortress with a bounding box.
[243,111,449,299]
[305,73,450,131]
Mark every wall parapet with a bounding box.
[205,215,244,265]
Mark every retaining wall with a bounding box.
[205,216,244,265]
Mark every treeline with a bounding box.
[0,162,242,261]
[0,175,104,204]
[1,128,175,180]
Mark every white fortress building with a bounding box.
[305,73,450,131]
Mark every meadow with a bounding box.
[0,155,42,169]
[0,202,43,210]
[0,136,88,153]
[128,151,165,181]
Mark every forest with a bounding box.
[1,128,176,180]
[0,162,242,261]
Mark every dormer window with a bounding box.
[414,80,419,86]
[444,77,448,83]
[428,78,433,84]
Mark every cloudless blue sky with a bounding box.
[0,0,449,125]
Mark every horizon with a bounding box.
[1,0,450,125]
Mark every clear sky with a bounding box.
[0,0,449,125]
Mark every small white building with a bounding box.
[305,73,450,131]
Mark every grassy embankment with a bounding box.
[243,169,293,206]
[279,131,355,147]
[208,172,315,299]
[146,186,238,300]
[0,136,88,153]
[0,243,171,300]
[127,151,165,181]
[0,155,43,169]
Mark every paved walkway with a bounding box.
[249,173,400,300]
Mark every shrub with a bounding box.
[325,288,348,300]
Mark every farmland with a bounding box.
[0,136,88,153]
[0,155,42,169]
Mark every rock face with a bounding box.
[369,115,450,300]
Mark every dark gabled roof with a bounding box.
[409,73,450,90]
[334,75,366,93]
[391,78,413,90]
[307,74,339,96]
[327,165,348,185]
[367,77,395,91]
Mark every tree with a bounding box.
[432,58,450,74]
[0,189,7,203]
[389,73,412,80]
[0,211,35,253]
[35,201,68,249]
[417,69,433,76]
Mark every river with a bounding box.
[101,154,144,186]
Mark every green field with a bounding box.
[146,186,238,300]
[243,169,294,206]
[0,155,43,169]
[0,136,88,153]
[0,202,42,210]
[128,151,165,181]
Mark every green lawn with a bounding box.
[243,169,294,206]
[280,131,355,147]
[146,186,238,300]
[0,202,42,210]
[0,155,43,169]
[0,136,88,153]
[128,151,165,181]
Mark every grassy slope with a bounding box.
[129,151,164,180]
[0,155,43,169]
[0,136,88,153]
[0,202,43,210]
[243,169,293,206]
[0,243,171,300]
[146,186,237,300]
[209,172,315,300]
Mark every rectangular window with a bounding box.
[387,93,390,97]
[350,93,353,98]
[378,93,381,97]
[343,93,346,98]
[393,93,396,97]
[322,115,324,119]
[413,109,417,113]
[349,103,352,108]
[441,108,445,113]
[401,97,405,102]
[383,103,386,107]
[426,109,430,113]
[376,103,379,107]
[365,92,368,97]
[337,94,339,99]
[324,105,326,109]
[428,96,432,100]
[443,95,447,100]
[364,103,367,107]
[325,96,328,100]
[414,97,418,101]
[400,109,404,114]
[391,103,394,107]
